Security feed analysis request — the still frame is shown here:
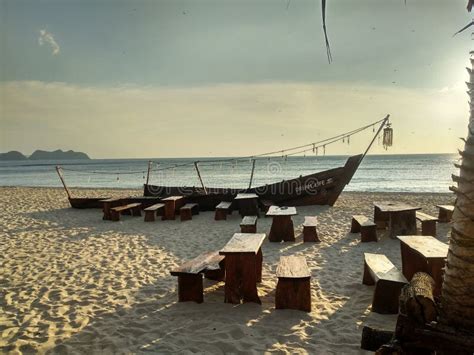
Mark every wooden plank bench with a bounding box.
[363,253,408,314]
[180,203,199,221]
[436,205,454,223]
[351,215,377,242]
[275,255,311,312]
[143,203,165,222]
[110,203,142,221]
[240,216,258,233]
[170,251,225,303]
[215,201,232,220]
[416,211,438,236]
[303,216,320,242]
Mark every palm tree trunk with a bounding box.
[439,56,474,331]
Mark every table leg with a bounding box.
[241,253,260,304]
[400,243,428,281]
[163,201,176,220]
[256,248,262,283]
[374,206,388,229]
[223,254,241,304]
[427,258,446,297]
[103,201,111,220]
[238,199,259,217]
[389,210,417,239]
[269,216,294,242]
[224,253,260,304]
[438,209,453,223]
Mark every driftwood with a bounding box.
[398,272,437,324]
[360,326,394,351]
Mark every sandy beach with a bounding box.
[0,187,453,354]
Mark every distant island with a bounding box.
[0,149,90,161]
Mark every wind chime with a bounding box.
[382,123,393,150]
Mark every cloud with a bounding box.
[38,30,60,55]
[0,81,468,158]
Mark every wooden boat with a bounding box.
[58,115,391,209]
[143,154,362,210]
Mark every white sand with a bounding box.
[0,187,453,354]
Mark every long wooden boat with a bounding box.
[59,115,391,209]
[143,154,362,210]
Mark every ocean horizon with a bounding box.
[0,153,459,193]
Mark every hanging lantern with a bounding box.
[323,145,326,155]
[312,143,316,153]
[342,137,345,143]
[382,123,393,150]
[347,136,350,145]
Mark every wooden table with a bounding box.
[266,206,297,242]
[374,201,421,239]
[162,196,185,220]
[100,197,123,220]
[234,193,260,217]
[436,205,455,223]
[397,235,449,296]
[219,233,266,304]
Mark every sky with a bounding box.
[0,0,473,158]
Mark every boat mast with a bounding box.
[248,159,256,189]
[194,161,208,195]
[55,165,72,199]
[145,160,152,186]
[360,114,390,161]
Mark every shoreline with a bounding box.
[0,185,455,196]
[1,187,453,353]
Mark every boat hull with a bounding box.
[143,154,362,210]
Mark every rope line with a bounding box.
[60,117,386,175]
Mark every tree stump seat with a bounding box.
[143,203,165,222]
[170,251,225,303]
[351,215,377,242]
[302,216,320,242]
[110,203,142,221]
[215,201,232,220]
[240,216,258,233]
[415,211,438,236]
[275,255,311,312]
[180,203,199,221]
[363,253,408,314]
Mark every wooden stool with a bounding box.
[302,216,319,242]
[275,256,311,312]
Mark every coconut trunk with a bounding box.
[439,57,474,331]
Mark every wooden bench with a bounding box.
[302,216,320,242]
[363,253,408,314]
[351,215,377,242]
[110,203,142,221]
[240,216,258,233]
[180,203,199,221]
[143,203,165,222]
[275,255,311,312]
[436,205,454,223]
[170,251,225,303]
[215,201,232,220]
[416,211,438,236]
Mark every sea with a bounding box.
[0,154,459,193]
